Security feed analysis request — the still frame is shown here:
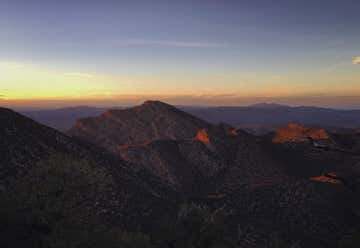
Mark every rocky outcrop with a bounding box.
[310,173,343,185]
[272,123,330,143]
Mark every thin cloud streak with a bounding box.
[0,62,25,70]
[119,39,225,48]
[64,73,95,78]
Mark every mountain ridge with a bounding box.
[20,103,360,134]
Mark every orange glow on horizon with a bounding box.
[1,60,360,109]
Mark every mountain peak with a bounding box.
[142,100,170,107]
[250,102,290,109]
[68,101,209,151]
[139,100,181,112]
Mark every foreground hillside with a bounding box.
[0,107,176,247]
[1,102,360,247]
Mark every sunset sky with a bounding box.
[1,0,360,108]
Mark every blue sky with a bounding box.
[1,0,360,107]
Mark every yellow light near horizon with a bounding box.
[0,62,126,100]
[2,61,360,102]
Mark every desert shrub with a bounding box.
[74,229,152,248]
[338,230,360,248]
[156,203,235,248]
[266,233,301,248]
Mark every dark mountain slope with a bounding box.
[0,107,175,228]
[119,139,226,195]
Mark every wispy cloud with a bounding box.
[0,62,25,70]
[119,39,225,48]
[64,73,95,78]
[353,56,360,65]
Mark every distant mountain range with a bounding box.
[20,106,110,131]
[184,104,360,134]
[20,103,360,134]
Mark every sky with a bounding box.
[1,0,360,108]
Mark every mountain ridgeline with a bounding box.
[21,103,360,134]
[1,101,360,248]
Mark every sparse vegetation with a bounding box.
[0,155,234,248]
[154,203,236,248]
[0,155,121,248]
[338,231,360,248]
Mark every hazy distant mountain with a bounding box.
[184,104,360,134]
[248,102,290,109]
[21,103,360,135]
[20,106,109,131]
